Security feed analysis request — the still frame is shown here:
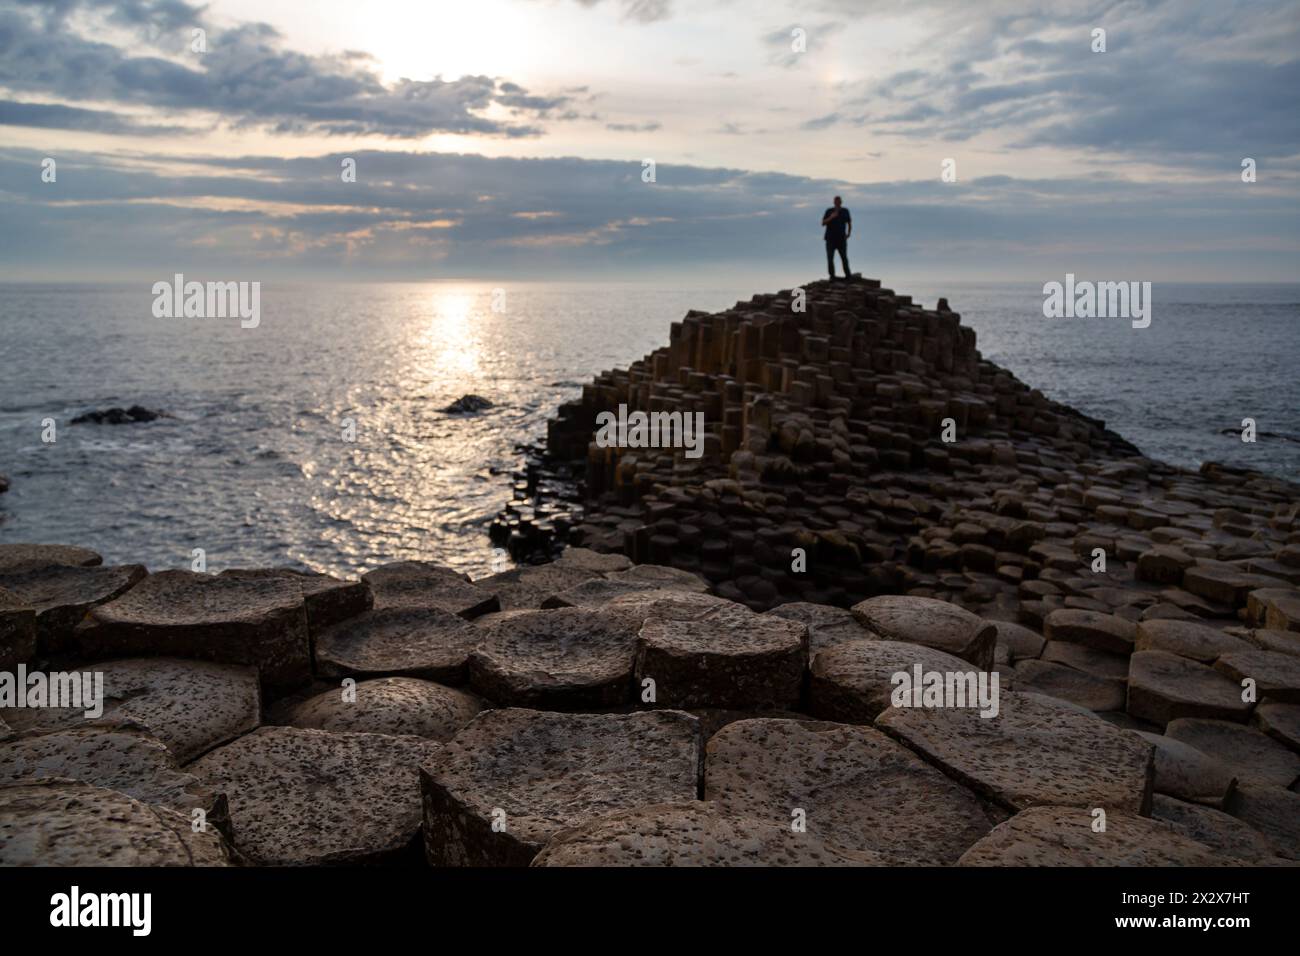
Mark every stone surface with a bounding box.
[554,548,633,574]
[1252,702,1300,754]
[1135,618,1252,663]
[1213,649,1300,704]
[1042,609,1136,655]
[77,570,311,691]
[476,564,600,611]
[1134,730,1238,807]
[1225,785,1300,860]
[810,639,974,724]
[1013,659,1125,712]
[1126,650,1253,726]
[956,805,1228,866]
[0,587,35,671]
[469,607,639,707]
[1165,718,1300,789]
[0,544,102,572]
[876,690,1154,813]
[765,602,877,655]
[190,726,440,865]
[705,718,991,865]
[362,561,499,619]
[0,778,230,866]
[314,606,481,684]
[608,564,711,593]
[636,603,807,709]
[1150,793,1280,863]
[420,708,701,866]
[283,677,481,741]
[990,620,1045,663]
[852,595,996,669]
[0,563,146,654]
[218,568,371,632]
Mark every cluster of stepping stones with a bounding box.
[1,530,1297,866]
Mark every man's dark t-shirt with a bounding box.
[823,207,851,241]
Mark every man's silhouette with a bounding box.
[822,196,852,280]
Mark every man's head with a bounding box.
[833,196,842,207]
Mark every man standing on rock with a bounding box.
[822,196,852,281]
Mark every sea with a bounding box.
[1,280,1296,579]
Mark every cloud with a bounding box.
[0,99,194,135]
[571,0,673,23]
[605,120,662,132]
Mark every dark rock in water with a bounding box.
[70,404,165,425]
[441,394,494,415]
[0,474,8,493]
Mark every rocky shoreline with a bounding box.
[2,275,1298,866]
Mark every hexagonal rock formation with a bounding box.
[1126,650,1253,726]
[0,721,226,829]
[1214,649,1300,704]
[553,547,634,574]
[0,587,35,671]
[478,563,600,611]
[1225,785,1300,860]
[189,726,441,865]
[609,565,711,592]
[636,603,807,709]
[765,602,878,656]
[990,620,1046,664]
[809,639,974,724]
[469,607,639,708]
[0,658,260,764]
[704,718,991,865]
[76,570,312,692]
[541,576,657,609]
[0,778,230,866]
[218,568,371,632]
[1150,794,1281,863]
[361,561,499,619]
[1252,702,1300,754]
[1013,659,1125,712]
[956,805,1228,866]
[1165,718,1300,789]
[420,708,701,866]
[282,677,481,741]
[314,606,481,684]
[0,563,146,654]
[533,801,879,867]
[1134,618,1253,663]
[1042,609,1136,655]
[852,596,995,669]
[876,690,1154,813]
[0,544,102,572]
[1133,731,1238,808]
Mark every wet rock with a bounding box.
[1013,659,1125,712]
[440,394,494,414]
[1126,651,1252,726]
[0,544,102,572]
[1214,649,1300,704]
[1150,793,1281,863]
[420,708,701,866]
[0,587,35,671]
[1133,731,1238,807]
[1165,718,1300,789]
[470,607,639,707]
[636,603,807,709]
[77,570,312,692]
[851,595,996,669]
[190,726,440,865]
[876,690,1154,813]
[1252,702,1300,754]
[70,404,165,425]
[1225,785,1300,860]
[810,639,974,724]
[0,778,231,865]
[1134,618,1252,663]
[314,607,481,684]
[766,602,877,655]
[283,677,481,741]
[705,718,991,865]
[0,563,146,654]
[363,561,499,619]
[957,805,1227,866]
[1043,609,1136,655]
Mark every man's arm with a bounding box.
[844,210,852,238]
[821,209,838,226]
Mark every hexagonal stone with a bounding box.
[1165,718,1300,789]
[604,588,731,623]
[553,548,633,574]
[219,568,371,632]
[0,658,261,764]
[1134,731,1238,808]
[190,726,440,865]
[283,677,481,741]
[1040,641,1129,680]
[420,708,701,866]
[810,639,973,724]
[362,561,499,619]
[0,721,226,829]
[0,587,35,671]
[477,564,599,611]
[542,577,657,609]
[1243,627,1300,658]
[956,805,1227,866]
[469,607,639,707]
[876,690,1154,813]
[1135,618,1252,663]
[0,778,231,865]
[1183,565,1286,607]
[704,718,991,865]
[314,607,481,684]
[0,544,101,572]
[1214,649,1300,704]
[533,802,877,866]
[990,620,1045,663]
[1252,703,1300,754]
[608,564,710,593]
[1043,609,1135,655]
[636,604,807,709]
[1150,794,1281,863]
[765,602,877,655]
[1013,660,1125,712]
[1136,545,1194,585]
[0,563,146,654]
[77,570,312,692]
[851,595,996,669]
[1225,785,1300,860]
[1245,588,1295,627]
[1127,650,1252,726]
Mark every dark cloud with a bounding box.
[0,99,193,135]
[572,0,673,23]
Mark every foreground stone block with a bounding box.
[219,568,371,632]
[362,561,499,618]
[876,690,1154,813]
[0,544,101,572]
[766,602,877,655]
[990,620,1046,663]
[191,726,440,865]
[1252,702,1300,754]
[810,639,973,724]
[554,548,633,574]
[1127,650,1253,726]
[420,709,700,866]
[477,564,599,611]
[1133,731,1238,808]
[1213,649,1300,704]
[1135,618,1252,663]
[608,564,711,592]
[283,677,481,741]
[314,607,481,684]
[0,563,146,654]
[0,778,230,866]
[1225,785,1300,860]
[1165,718,1300,789]
[77,570,311,692]
[852,595,996,669]
[957,805,1227,866]
[636,604,807,709]
[1150,794,1280,863]
[1013,659,1125,712]
[0,587,35,671]
[705,718,991,864]
[1043,609,1136,655]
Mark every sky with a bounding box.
[1,0,1298,282]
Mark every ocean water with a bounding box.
[0,280,1296,579]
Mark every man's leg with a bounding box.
[826,240,836,278]
[838,240,851,278]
